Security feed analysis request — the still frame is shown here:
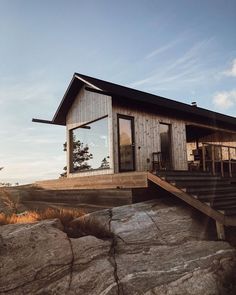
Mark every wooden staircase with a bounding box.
[147,170,236,239]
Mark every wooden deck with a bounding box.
[35,172,148,190]
[35,170,236,239]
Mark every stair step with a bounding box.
[221,208,236,216]
[211,200,236,208]
[185,186,236,194]
[162,176,222,182]
[171,180,231,188]
[156,170,212,176]
[196,194,236,202]
[150,171,236,218]
[212,203,236,211]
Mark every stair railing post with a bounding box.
[228,147,232,178]
[220,146,224,177]
[202,144,206,172]
[212,145,215,175]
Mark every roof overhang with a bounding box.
[32,72,236,132]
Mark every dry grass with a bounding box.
[0,208,85,226]
[0,207,113,240]
[1,189,19,213]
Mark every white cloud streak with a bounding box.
[131,38,215,90]
[0,81,55,103]
[145,40,178,59]
[224,58,236,77]
[213,90,236,110]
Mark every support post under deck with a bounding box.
[216,221,226,240]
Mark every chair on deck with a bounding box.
[152,152,165,172]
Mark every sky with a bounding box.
[0,0,236,184]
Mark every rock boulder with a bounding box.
[0,200,235,294]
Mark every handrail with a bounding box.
[202,142,236,149]
[202,142,236,177]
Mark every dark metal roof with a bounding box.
[33,72,236,131]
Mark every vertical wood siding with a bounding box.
[66,86,112,130]
[112,103,188,172]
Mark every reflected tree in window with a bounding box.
[61,117,110,176]
[60,136,93,177]
[99,156,110,169]
[71,137,93,171]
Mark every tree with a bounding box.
[61,137,93,177]
[99,157,110,169]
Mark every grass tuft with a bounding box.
[0,208,85,225]
[0,208,113,240]
[1,189,20,213]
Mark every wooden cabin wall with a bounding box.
[66,86,112,129]
[66,86,114,177]
[112,103,188,172]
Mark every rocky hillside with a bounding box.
[0,199,236,294]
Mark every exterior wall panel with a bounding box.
[112,103,188,172]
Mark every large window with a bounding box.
[160,123,172,169]
[70,117,110,172]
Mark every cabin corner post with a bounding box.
[66,127,73,176]
[108,101,114,174]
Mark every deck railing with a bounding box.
[202,142,236,177]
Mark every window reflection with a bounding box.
[118,117,135,171]
[160,123,172,169]
[71,117,110,172]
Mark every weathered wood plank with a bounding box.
[35,172,148,190]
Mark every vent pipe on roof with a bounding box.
[191,101,197,107]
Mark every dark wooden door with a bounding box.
[118,115,135,172]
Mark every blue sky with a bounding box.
[0,0,236,184]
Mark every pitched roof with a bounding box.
[33,72,236,131]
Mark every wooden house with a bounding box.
[33,73,236,239]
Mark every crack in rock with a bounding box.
[145,210,167,245]
[66,235,75,291]
[108,209,124,295]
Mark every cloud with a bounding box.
[0,153,66,184]
[224,58,236,77]
[0,81,55,103]
[130,38,215,90]
[145,40,178,59]
[213,90,236,109]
